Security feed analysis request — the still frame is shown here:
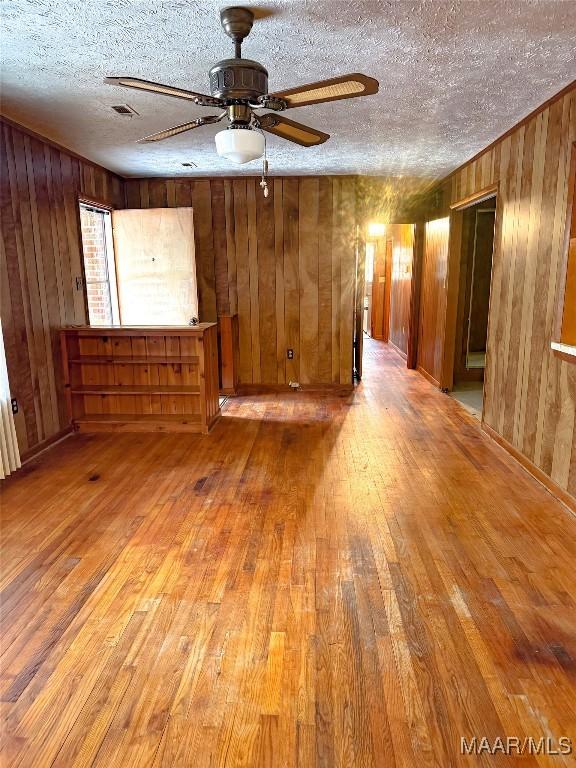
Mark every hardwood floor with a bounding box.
[1,337,575,767]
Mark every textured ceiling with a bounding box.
[1,0,575,180]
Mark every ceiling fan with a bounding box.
[106,5,379,166]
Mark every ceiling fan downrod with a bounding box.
[219,6,254,59]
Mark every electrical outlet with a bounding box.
[11,398,18,415]
[287,349,294,359]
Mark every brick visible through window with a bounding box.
[79,203,119,325]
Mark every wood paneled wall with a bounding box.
[388,224,415,357]
[1,134,359,457]
[417,218,450,384]
[431,85,576,498]
[124,176,358,387]
[0,119,124,455]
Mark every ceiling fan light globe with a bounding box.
[215,128,264,164]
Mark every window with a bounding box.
[79,203,120,326]
[552,143,576,360]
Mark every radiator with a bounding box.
[0,398,20,479]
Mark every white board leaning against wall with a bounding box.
[0,318,21,479]
[112,207,198,325]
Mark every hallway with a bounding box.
[1,338,575,767]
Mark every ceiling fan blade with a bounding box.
[105,77,222,105]
[267,73,378,109]
[138,113,226,143]
[258,114,329,147]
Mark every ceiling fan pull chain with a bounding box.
[259,132,269,198]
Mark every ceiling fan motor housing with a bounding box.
[209,58,268,102]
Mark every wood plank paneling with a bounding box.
[338,178,357,385]
[425,85,576,499]
[273,179,285,384]
[0,119,124,456]
[191,180,216,322]
[318,178,333,383]
[256,178,276,384]
[299,178,319,384]
[124,176,358,388]
[283,178,300,385]
[211,179,230,317]
[218,314,239,394]
[246,179,260,383]
[388,224,415,357]
[417,218,450,385]
[233,178,252,385]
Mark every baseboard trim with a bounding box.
[481,422,576,514]
[20,426,74,464]
[236,383,354,395]
[416,365,441,388]
[388,340,408,361]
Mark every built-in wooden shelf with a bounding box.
[69,355,200,365]
[60,325,220,434]
[70,385,201,395]
[73,413,202,432]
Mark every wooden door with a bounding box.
[388,224,415,357]
[370,238,391,341]
[112,208,198,325]
[383,239,392,342]
[354,227,365,379]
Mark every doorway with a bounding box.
[449,196,496,418]
[360,223,418,369]
[367,235,391,341]
[363,240,375,336]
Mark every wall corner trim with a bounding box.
[20,427,74,465]
[388,339,408,361]
[416,365,441,388]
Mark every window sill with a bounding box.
[551,341,576,363]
